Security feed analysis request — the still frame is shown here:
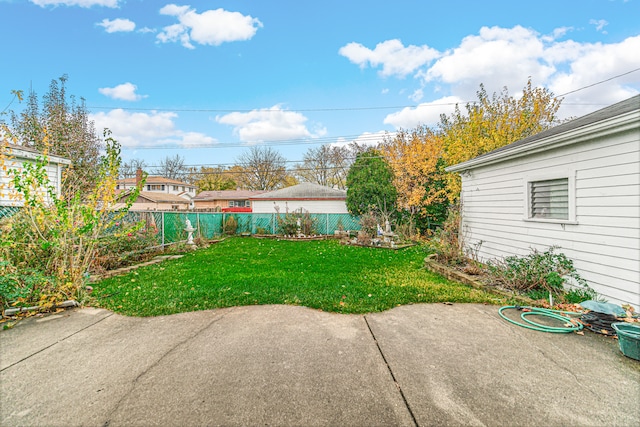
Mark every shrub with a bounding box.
[487,246,594,298]
[277,208,317,236]
[427,204,466,265]
[0,131,144,310]
[92,228,160,273]
[358,211,378,239]
[223,216,238,235]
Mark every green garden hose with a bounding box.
[499,305,583,333]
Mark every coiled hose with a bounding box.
[499,305,583,333]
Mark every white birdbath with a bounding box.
[185,219,196,246]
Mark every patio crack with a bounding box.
[0,311,114,373]
[364,315,418,427]
[101,314,225,427]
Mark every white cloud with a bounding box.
[331,131,390,148]
[548,35,640,115]
[339,39,439,77]
[349,26,640,125]
[90,109,217,148]
[97,18,135,33]
[98,82,146,101]
[422,26,556,100]
[157,4,263,49]
[384,96,462,129]
[30,0,119,7]
[589,19,609,33]
[409,88,424,103]
[216,106,325,143]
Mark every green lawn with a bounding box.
[92,238,506,316]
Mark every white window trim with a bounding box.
[523,170,578,224]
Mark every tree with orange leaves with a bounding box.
[382,126,448,228]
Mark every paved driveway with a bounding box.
[1,304,639,426]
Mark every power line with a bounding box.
[122,132,390,150]
[87,67,640,114]
[556,67,640,97]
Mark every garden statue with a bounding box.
[185,218,196,246]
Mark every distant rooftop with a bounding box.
[251,183,346,200]
[194,190,265,200]
[117,176,194,187]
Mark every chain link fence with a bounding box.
[121,211,362,245]
[0,206,21,221]
[3,207,362,246]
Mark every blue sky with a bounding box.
[1,0,639,169]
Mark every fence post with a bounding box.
[161,211,165,247]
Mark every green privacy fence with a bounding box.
[1,208,361,246]
[122,211,362,245]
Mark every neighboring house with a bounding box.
[0,143,71,206]
[116,169,196,208]
[117,174,197,197]
[114,190,191,211]
[193,190,265,212]
[446,95,640,308]
[251,183,348,214]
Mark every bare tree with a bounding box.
[236,146,287,191]
[120,158,147,179]
[295,144,352,189]
[154,154,187,180]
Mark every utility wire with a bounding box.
[88,67,640,114]
[556,67,640,97]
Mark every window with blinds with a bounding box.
[530,178,569,219]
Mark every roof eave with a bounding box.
[446,109,640,173]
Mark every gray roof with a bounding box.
[6,143,72,165]
[251,183,346,200]
[474,94,640,160]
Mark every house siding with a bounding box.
[459,127,639,307]
[1,151,68,206]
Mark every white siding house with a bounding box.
[446,95,640,308]
[1,143,71,206]
[251,183,348,214]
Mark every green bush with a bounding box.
[93,228,160,273]
[487,246,594,299]
[0,261,59,309]
[0,132,144,310]
[277,209,317,236]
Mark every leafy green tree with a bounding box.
[346,149,397,217]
